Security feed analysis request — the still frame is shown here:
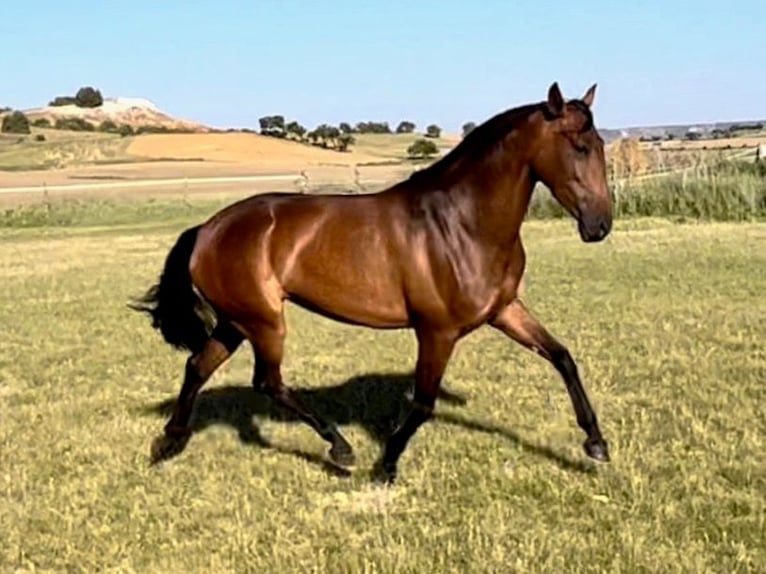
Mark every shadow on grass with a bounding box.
[145,372,595,477]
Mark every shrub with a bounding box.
[49,96,77,107]
[2,111,31,134]
[54,117,95,131]
[34,134,46,142]
[99,120,119,133]
[396,121,416,134]
[407,138,439,158]
[118,124,134,137]
[134,124,194,135]
[32,118,52,128]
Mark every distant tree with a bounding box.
[326,125,340,146]
[258,115,286,138]
[75,86,104,108]
[32,118,52,128]
[396,121,416,134]
[312,123,340,148]
[339,122,353,134]
[0,106,11,113]
[337,133,355,152]
[1,111,31,134]
[355,121,392,134]
[307,130,319,145]
[285,120,307,141]
[118,124,135,137]
[312,124,327,147]
[425,124,441,138]
[407,138,439,159]
[462,122,477,137]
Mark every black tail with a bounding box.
[129,225,215,354]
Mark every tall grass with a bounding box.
[528,160,766,222]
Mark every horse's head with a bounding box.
[531,82,612,243]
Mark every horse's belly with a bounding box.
[287,279,409,328]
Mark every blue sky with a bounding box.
[2,1,764,132]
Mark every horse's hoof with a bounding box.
[150,431,190,464]
[371,460,397,484]
[583,437,610,463]
[328,441,356,468]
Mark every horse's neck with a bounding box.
[444,156,534,249]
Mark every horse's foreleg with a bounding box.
[490,298,610,463]
[151,321,244,463]
[374,327,458,483]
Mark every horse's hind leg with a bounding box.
[245,315,355,468]
[150,321,244,463]
[490,299,609,463]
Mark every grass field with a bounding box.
[1,196,764,572]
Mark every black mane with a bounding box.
[409,102,544,182]
[409,98,594,183]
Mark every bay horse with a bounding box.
[132,82,613,483]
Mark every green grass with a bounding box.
[0,197,764,572]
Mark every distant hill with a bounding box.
[21,97,212,133]
[4,90,764,144]
[598,120,766,143]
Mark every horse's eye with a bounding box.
[573,142,588,154]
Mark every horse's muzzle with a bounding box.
[578,212,612,243]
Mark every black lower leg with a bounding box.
[375,328,456,483]
[376,399,434,481]
[256,369,355,467]
[152,323,243,464]
[551,348,609,462]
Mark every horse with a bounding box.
[131,82,613,483]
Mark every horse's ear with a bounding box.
[546,82,565,117]
[582,83,597,108]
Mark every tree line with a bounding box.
[256,115,454,153]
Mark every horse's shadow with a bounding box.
[145,372,595,477]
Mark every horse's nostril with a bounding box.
[599,219,611,238]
